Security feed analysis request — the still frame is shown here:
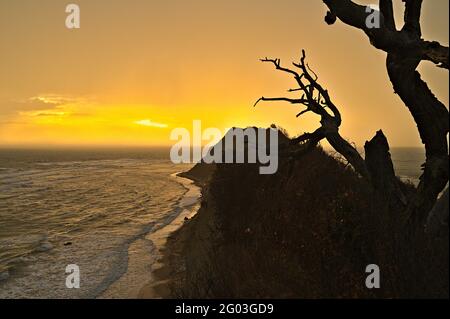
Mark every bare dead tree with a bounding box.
[255,51,407,208]
[321,0,449,226]
[255,51,367,177]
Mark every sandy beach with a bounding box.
[138,164,215,298]
[136,172,206,298]
[96,172,201,299]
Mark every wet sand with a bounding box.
[138,165,214,298]
[137,173,203,298]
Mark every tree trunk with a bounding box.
[321,0,449,227]
[364,130,407,210]
[386,54,449,224]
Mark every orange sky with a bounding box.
[0,0,448,147]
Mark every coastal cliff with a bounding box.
[158,129,449,299]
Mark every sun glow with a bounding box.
[134,119,168,128]
[0,1,447,147]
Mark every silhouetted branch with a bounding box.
[256,51,370,180]
[402,0,422,36]
[306,64,319,81]
[323,0,370,31]
[254,96,306,107]
[296,108,311,118]
[322,0,449,225]
[322,0,449,69]
[380,0,396,31]
[422,41,449,69]
[261,57,301,77]
[292,128,325,145]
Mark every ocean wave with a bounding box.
[0,159,194,298]
[0,234,51,276]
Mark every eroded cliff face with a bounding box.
[167,140,448,298]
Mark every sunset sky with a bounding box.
[0,0,448,147]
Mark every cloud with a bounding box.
[134,119,168,128]
[13,94,82,111]
[10,94,90,119]
[22,111,68,117]
[29,95,70,107]
[0,94,79,122]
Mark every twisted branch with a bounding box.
[255,51,369,180]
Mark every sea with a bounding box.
[0,147,424,298]
[0,147,200,298]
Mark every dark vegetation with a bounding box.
[171,134,448,298]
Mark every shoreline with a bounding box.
[136,172,203,299]
[138,165,213,298]
[99,171,201,299]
